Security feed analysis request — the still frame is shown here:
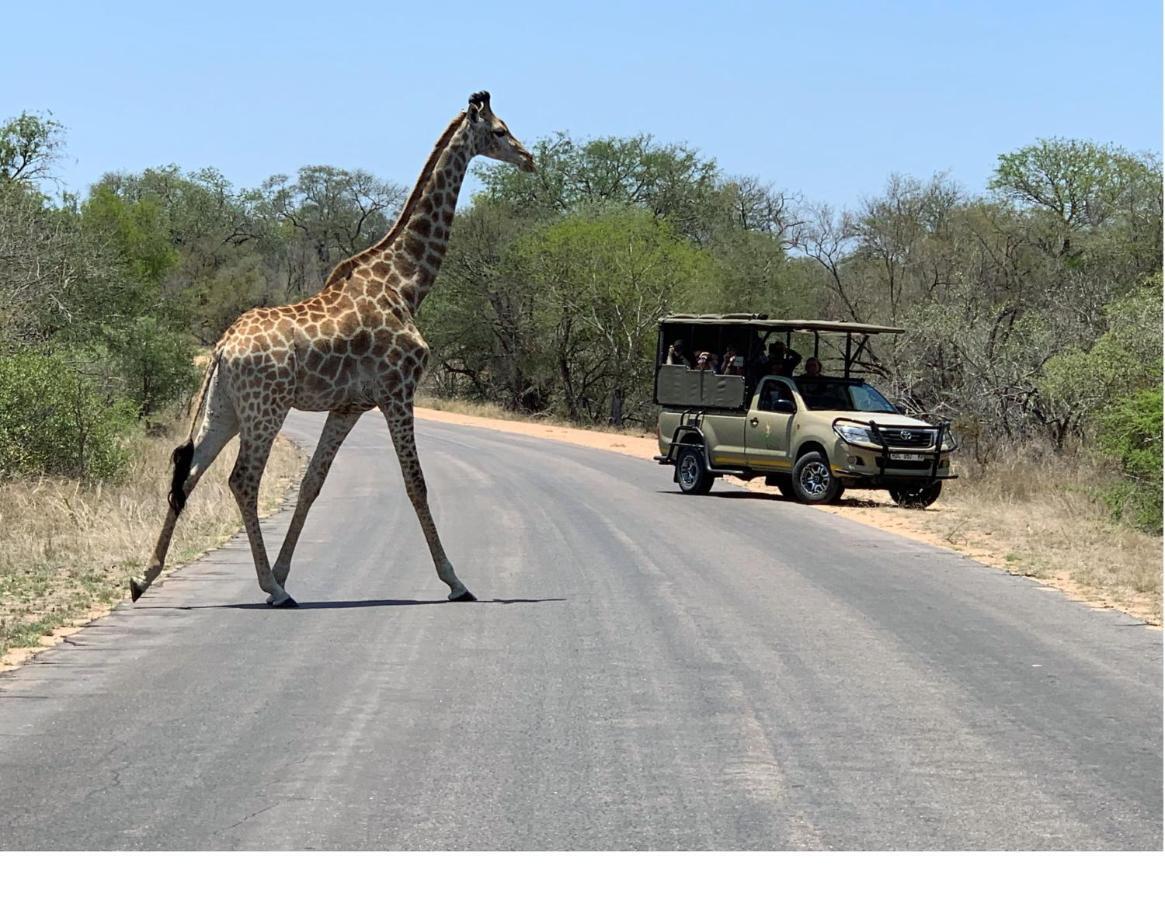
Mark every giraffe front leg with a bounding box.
[231,420,295,607]
[272,409,362,589]
[381,402,477,602]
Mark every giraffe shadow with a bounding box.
[176,597,567,610]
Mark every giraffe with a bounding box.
[130,91,535,607]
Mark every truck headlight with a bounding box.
[941,430,958,451]
[834,423,875,445]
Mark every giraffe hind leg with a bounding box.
[131,386,239,600]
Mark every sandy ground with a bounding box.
[415,406,1159,625]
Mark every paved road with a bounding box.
[0,412,1160,850]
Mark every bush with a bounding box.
[101,316,200,417]
[0,352,136,479]
[1097,385,1163,533]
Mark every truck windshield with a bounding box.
[798,380,897,412]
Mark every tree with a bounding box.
[990,138,1162,267]
[258,166,405,296]
[508,208,715,424]
[476,133,723,241]
[0,112,63,185]
[0,183,102,345]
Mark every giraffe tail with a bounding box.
[168,351,221,514]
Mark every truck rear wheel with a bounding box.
[889,481,942,509]
[791,451,842,504]
[676,446,714,495]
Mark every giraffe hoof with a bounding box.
[130,579,146,602]
[449,589,478,603]
[270,596,298,608]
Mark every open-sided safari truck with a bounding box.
[653,314,957,507]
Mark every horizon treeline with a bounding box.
[1,112,1160,531]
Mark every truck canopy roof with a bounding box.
[659,314,904,335]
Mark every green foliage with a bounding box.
[477,133,721,234]
[990,138,1162,276]
[1040,273,1163,428]
[991,138,1156,228]
[1096,387,1163,533]
[511,208,715,422]
[0,352,136,480]
[82,185,179,286]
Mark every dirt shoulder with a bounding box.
[415,406,1161,626]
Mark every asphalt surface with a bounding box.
[0,411,1160,850]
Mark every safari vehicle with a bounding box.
[653,315,957,507]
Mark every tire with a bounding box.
[791,451,842,504]
[676,446,714,495]
[889,481,942,509]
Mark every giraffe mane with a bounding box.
[323,111,469,289]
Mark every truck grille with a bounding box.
[876,428,934,448]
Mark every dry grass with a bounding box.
[0,423,305,658]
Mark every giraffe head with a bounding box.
[466,91,535,173]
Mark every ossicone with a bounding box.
[468,90,491,108]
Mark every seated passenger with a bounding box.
[765,341,802,376]
[694,351,714,371]
[666,339,691,367]
[725,355,745,376]
[803,357,823,377]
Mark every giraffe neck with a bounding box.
[325,114,475,317]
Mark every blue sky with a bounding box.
[4,0,1161,210]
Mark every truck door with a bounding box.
[745,379,796,469]
[703,413,748,467]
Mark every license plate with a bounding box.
[891,453,928,461]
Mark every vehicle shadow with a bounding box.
[204,597,566,610]
[657,489,795,503]
[707,489,792,502]
[659,488,904,511]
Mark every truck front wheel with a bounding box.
[676,446,714,495]
[791,451,842,504]
[889,481,942,509]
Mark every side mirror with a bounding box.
[894,403,907,415]
[775,399,796,414]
